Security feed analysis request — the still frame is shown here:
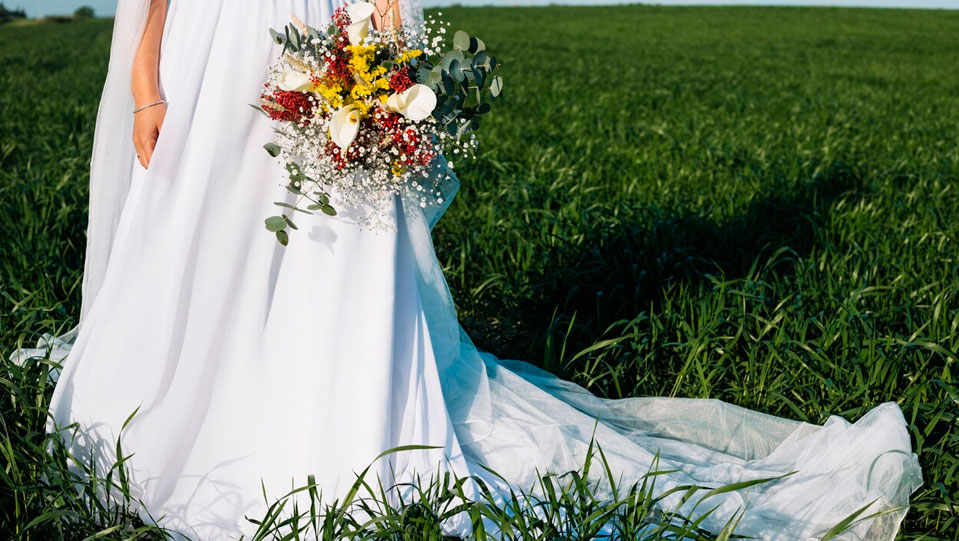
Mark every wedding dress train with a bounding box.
[12,0,922,539]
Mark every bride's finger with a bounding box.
[134,140,146,168]
[141,144,152,169]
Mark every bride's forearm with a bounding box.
[131,0,167,106]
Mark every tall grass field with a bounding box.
[1,5,957,539]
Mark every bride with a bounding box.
[14,0,922,538]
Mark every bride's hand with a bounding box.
[133,101,166,169]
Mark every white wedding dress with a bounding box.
[12,0,923,539]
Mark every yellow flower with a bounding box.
[351,98,372,116]
[351,84,374,100]
[314,80,345,112]
[391,161,406,176]
[346,44,392,100]
[396,49,423,64]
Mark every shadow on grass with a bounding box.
[463,159,865,362]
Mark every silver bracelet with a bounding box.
[134,99,166,114]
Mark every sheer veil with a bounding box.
[82,0,152,323]
[7,0,151,363]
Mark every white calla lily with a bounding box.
[384,84,437,122]
[329,105,363,150]
[385,92,405,114]
[345,2,375,45]
[277,69,313,92]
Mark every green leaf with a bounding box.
[265,216,286,232]
[321,205,338,216]
[275,202,309,214]
[471,67,485,87]
[468,36,485,54]
[282,215,299,230]
[442,72,455,96]
[442,50,465,71]
[276,230,289,246]
[448,60,465,83]
[285,25,299,52]
[416,66,433,85]
[269,28,285,44]
[472,51,489,71]
[264,143,281,157]
[489,75,504,97]
[821,500,881,541]
[453,30,470,51]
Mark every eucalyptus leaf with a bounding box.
[416,66,432,85]
[284,26,298,52]
[276,230,289,246]
[442,73,455,96]
[448,60,465,83]
[472,51,489,70]
[442,50,465,70]
[471,67,485,87]
[264,143,281,157]
[490,75,504,97]
[468,37,485,54]
[453,30,470,51]
[265,216,286,232]
[321,205,338,216]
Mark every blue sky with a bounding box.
[13,0,959,18]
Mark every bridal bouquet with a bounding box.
[256,1,503,243]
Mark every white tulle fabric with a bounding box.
[11,0,921,539]
[82,0,151,322]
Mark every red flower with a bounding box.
[389,67,414,93]
[374,110,435,167]
[332,6,351,32]
[324,38,353,86]
[261,89,315,125]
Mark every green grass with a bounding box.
[1,5,957,539]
